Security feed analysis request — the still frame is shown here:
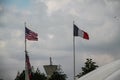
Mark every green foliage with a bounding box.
[48,71,67,80]
[15,67,67,80]
[15,70,25,80]
[32,68,47,80]
[77,58,99,78]
[15,68,47,80]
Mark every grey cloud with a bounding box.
[0,57,5,79]
[1,0,120,80]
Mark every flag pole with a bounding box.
[24,22,28,80]
[24,22,38,80]
[25,22,27,53]
[73,21,76,80]
[25,22,27,80]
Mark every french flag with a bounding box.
[74,24,89,40]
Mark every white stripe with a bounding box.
[78,29,84,38]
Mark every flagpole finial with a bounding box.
[73,21,75,24]
[25,22,27,27]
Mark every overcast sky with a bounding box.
[0,0,120,80]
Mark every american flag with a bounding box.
[25,27,38,41]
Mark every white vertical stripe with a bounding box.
[78,29,84,38]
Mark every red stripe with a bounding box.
[26,33,38,41]
[83,32,89,40]
[26,35,38,41]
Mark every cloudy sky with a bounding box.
[0,0,120,80]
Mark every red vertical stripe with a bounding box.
[83,32,89,40]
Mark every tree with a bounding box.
[77,58,99,78]
[48,71,67,80]
[32,68,47,80]
[15,68,47,80]
[15,70,25,80]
